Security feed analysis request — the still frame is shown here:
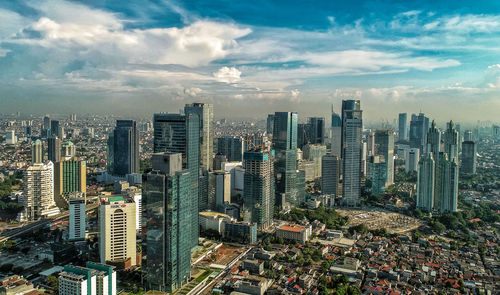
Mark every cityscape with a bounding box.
[0,1,500,295]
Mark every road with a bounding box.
[0,203,99,243]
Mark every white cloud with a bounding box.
[291,89,300,98]
[213,66,242,83]
[184,87,202,96]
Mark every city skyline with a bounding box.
[0,1,500,122]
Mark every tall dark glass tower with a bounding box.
[272,112,301,207]
[111,120,139,176]
[47,135,61,163]
[153,113,200,248]
[142,153,191,292]
[409,113,430,152]
[398,113,408,142]
[184,103,214,171]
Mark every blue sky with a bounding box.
[1,0,500,123]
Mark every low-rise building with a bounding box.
[275,224,312,243]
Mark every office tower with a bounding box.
[297,123,309,148]
[426,121,441,157]
[409,113,430,151]
[142,153,192,292]
[266,114,275,135]
[69,196,85,241]
[99,195,137,268]
[32,139,43,164]
[417,153,435,212]
[153,113,200,248]
[370,156,387,195]
[308,117,325,144]
[58,262,116,295]
[405,148,420,173]
[62,141,76,158]
[184,103,214,170]
[208,170,231,211]
[23,162,59,220]
[330,109,342,157]
[302,144,327,179]
[48,135,62,163]
[398,113,408,141]
[217,136,243,161]
[110,120,140,176]
[444,121,459,162]
[321,154,340,196]
[70,113,77,121]
[461,141,477,174]
[25,126,32,138]
[106,133,114,173]
[272,112,300,207]
[213,153,227,171]
[42,115,51,137]
[374,130,395,186]
[5,130,17,145]
[341,100,363,207]
[366,131,375,157]
[463,130,473,142]
[243,148,275,230]
[54,157,86,208]
[50,120,60,138]
[434,153,458,213]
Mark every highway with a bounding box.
[0,203,99,243]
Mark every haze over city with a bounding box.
[1,0,500,123]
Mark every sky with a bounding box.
[1,0,500,123]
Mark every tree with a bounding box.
[47,275,59,293]
[432,221,446,234]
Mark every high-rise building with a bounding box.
[370,156,387,195]
[308,117,325,145]
[69,196,86,241]
[43,115,51,132]
[417,153,435,212]
[272,112,300,207]
[48,135,61,163]
[405,148,420,173]
[243,148,275,230]
[434,152,458,213]
[302,144,327,179]
[54,157,86,208]
[461,141,477,175]
[374,130,395,186]
[409,113,430,151]
[341,100,363,207]
[99,195,137,268]
[266,114,275,135]
[217,136,243,161]
[110,120,140,176]
[330,110,342,157]
[62,141,77,158]
[208,170,231,211]
[321,154,340,196]
[153,113,200,248]
[5,130,17,145]
[426,121,441,157]
[23,162,59,220]
[142,152,192,292]
[32,139,43,164]
[50,120,60,138]
[212,153,227,171]
[463,130,473,142]
[184,103,214,170]
[398,113,408,142]
[58,262,116,295]
[444,121,459,163]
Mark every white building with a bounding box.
[405,148,420,173]
[133,193,142,233]
[23,162,59,220]
[5,130,17,145]
[275,224,312,243]
[221,162,244,196]
[69,196,86,241]
[199,211,234,234]
[58,262,116,295]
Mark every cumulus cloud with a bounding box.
[184,87,203,97]
[213,66,242,83]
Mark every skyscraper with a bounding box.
[62,141,77,158]
[321,154,340,196]
[47,135,61,163]
[23,162,59,220]
[426,121,441,157]
[308,117,325,144]
[330,109,342,157]
[398,113,408,142]
[153,113,200,248]
[417,153,435,212]
[50,120,60,138]
[42,115,51,137]
[374,130,395,186]
[208,170,231,211]
[405,148,420,173]
[463,130,473,142]
[461,141,477,174]
[243,148,275,230]
[142,153,192,292]
[110,120,140,176]
[99,195,137,268]
[53,157,86,208]
[409,113,430,152]
[444,121,459,163]
[434,152,459,213]
[217,136,243,161]
[266,114,275,135]
[32,139,43,164]
[272,112,300,207]
[341,100,362,207]
[184,103,214,170]
[69,196,86,241]
[370,156,387,195]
